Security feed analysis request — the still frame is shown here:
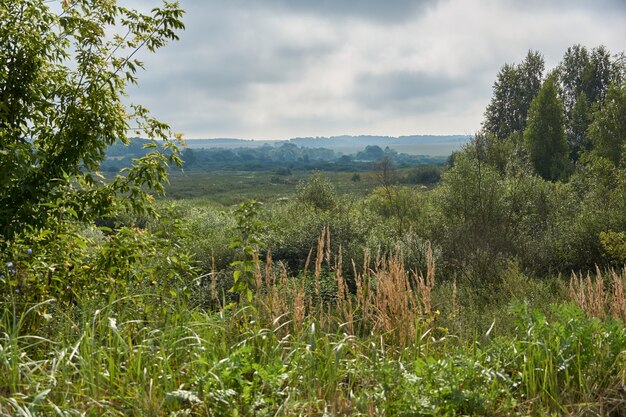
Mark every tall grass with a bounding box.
[1,235,625,415]
[247,227,438,349]
[569,266,626,322]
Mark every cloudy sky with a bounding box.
[126,0,625,140]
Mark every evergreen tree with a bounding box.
[524,77,568,180]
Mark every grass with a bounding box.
[2,236,625,416]
[163,169,428,204]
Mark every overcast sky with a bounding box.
[126,0,625,140]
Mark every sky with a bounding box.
[125,0,626,140]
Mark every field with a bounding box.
[164,170,379,203]
[3,10,626,414]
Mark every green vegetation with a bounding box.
[102,139,449,173]
[524,76,568,180]
[2,1,626,415]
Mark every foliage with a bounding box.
[483,50,545,140]
[523,76,569,181]
[0,222,193,328]
[0,0,189,327]
[296,172,337,212]
[229,201,265,303]
[557,45,624,160]
[600,230,626,264]
[263,195,374,275]
[102,138,448,172]
[504,303,626,414]
[1,282,624,415]
[368,186,429,235]
[588,82,626,166]
[401,165,442,185]
[0,0,185,237]
[434,149,509,281]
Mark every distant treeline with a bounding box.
[102,139,447,172]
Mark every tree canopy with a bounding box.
[483,50,545,141]
[0,0,185,237]
[523,77,568,181]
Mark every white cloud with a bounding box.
[125,0,626,139]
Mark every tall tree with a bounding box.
[524,77,568,180]
[586,46,614,104]
[569,91,592,158]
[557,45,625,160]
[559,45,590,116]
[588,82,626,166]
[483,51,545,140]
[0,0,185,236]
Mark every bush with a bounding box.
[296,172,337,212]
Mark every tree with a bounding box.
[587,82,626,166]
[557,45,624,160]
[0,0,185,237]
[357,145,384,161]
[296,172,337,212]
[483,50,545,140]
[523,77,568,181]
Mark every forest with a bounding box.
[101,138,448,172]
[1,1,626,416]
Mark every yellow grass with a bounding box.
[250,228,438,346]
[569,266,626,322]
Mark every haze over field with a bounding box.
[127,0,625,139]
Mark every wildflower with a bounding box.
[108,317,118,330]
[7,262,13,268]
[15,289,19,294]
[27,248,32,255]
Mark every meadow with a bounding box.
[163,170,378,204]
[2,5,625,413]
[6,162,626,415]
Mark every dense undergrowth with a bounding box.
[3,157,626,415]
[1,222,626,415]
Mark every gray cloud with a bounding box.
[354,71,464,110]
[502,0,626,12]
[257,0,439,23]
[125,0,625,139]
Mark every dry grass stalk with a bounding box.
[292,279,306,328]
[335,246,354,335]
[302,247,313,282]
[253,229,439,342]
[426,241,435,289]
[325,226,332,267]
[610,268,626,322]
[569,272,587,312]
[314,227,328,298]
[353,260,368,332]
[413,243,435,315]
[593,266,605,319]
[264,249,274,288]
[256,254,284,326]
[367,250,417,345]
[253,248,262,291]
[451,277,459,319]
[569,267,611,320]
[210,255,217,303]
